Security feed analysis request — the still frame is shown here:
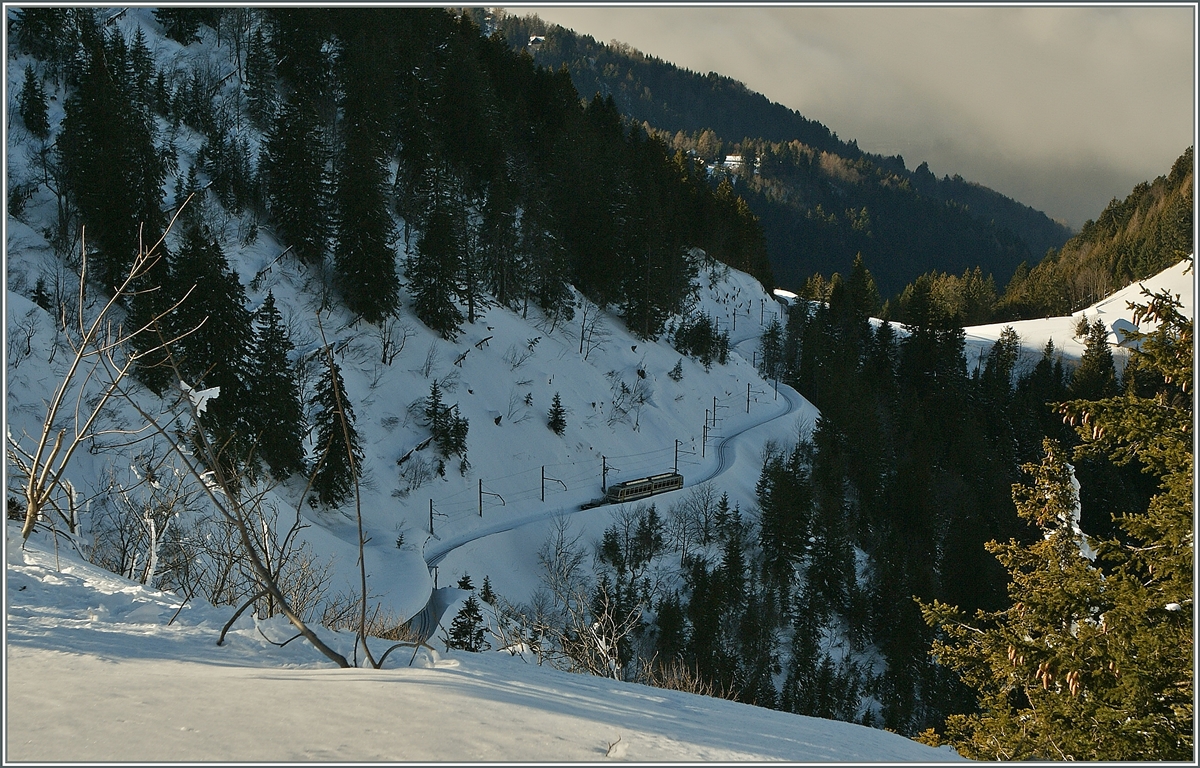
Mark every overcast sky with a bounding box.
[506,4,1195,230]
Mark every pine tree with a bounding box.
[263,93,329,265]
[332,28,400,324]
[479,575,496,605]
[547,392,567,435]
[18,65,49,140]
[446,594,487,652]
[58,25,165,290]
[246,292,305,479]
[310,354,363,507]
[456,573,474,590]
[407,202,464,340]
[921,281,1194,760]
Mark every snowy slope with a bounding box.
[962,257,1194,376]
[6,523,960,762]
[3,7,816,628]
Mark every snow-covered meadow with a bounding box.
[6,526,964,762]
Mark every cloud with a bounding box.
[506,5,1194,228]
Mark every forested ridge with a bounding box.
[6,6,1192,760]
[488,9,1075,297]
[998,147,1194,319]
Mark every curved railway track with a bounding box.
[421,327,812,583]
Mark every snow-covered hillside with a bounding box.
[4,7,816,626]
[962,256,1195,376]
[5,527,961,762]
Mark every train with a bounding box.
[581,471,684,509]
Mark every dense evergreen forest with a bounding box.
[8,5,773,352]
[488,9,1075,297]
[7,6,1192,759]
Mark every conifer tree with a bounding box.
[668,358,684,382]
[756,443,810,590]
[407,203,464,339]
[128,26,155,113]
[446,595,487,652]
[1068,318,1118,400]
[921,282,1193,760]
[332,28,400,324]
[246,292,305,479]
[58,25,165,289]
[310,354,363,507]
[18,65,49,140]
[154,8,203,44]
[479,575,496,605]
[758,318,784,381]
[166,221,253,450]
[263,93,329,265]
[547,392,567,435]
[423,379,469,471]
[243,26,276,131]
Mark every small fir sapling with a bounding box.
[548,392,567,435]
[446,594,487,652]
[669,358,684,382]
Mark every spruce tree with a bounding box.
[446,594,487,652]
[246,292,306,479]
[58,26,165,290]
[310,354,363,507]
[243,26,276,131]
[547,392,567,435]
[1068,318,1119,400]
[263,93,329,265]
[166,221,253,452]
[479,575,496,605]
[407,203,464,340]
[668,358,684,382]
[921,283,1193,760]
[18,65,49,140]
[154,8,203,44]
[128,26,155,113]
[332,28,400,324]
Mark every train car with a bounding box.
[603,472,684,504]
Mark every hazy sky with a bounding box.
[506,4,1195,230]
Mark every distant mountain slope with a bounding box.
[488,12,854,158]
[999,147,1193,318]
[489,10,1074,295]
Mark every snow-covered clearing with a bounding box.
[962,257,1195,375]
